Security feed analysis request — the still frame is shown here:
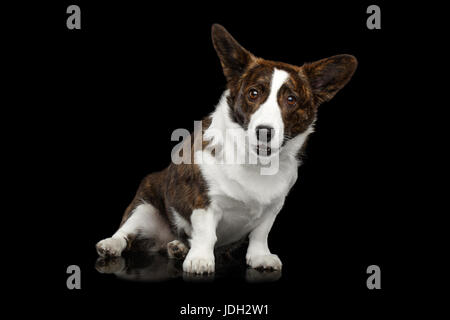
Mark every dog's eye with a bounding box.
[287,95,297,106]
[248,89,259,100]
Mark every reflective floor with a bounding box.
[95,248,282,283]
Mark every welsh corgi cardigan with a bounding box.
[96,24,357,274]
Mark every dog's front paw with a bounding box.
[183,250,215,274]
[96,237,126,257]
[246,253,282,271]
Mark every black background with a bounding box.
[9,0,436,317]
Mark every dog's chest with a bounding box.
[198,155,298,246]
[214,196,272,246]
[199,151,298,203]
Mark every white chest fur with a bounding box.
[198,154,298,246]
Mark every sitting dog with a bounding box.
[96,24,357,274]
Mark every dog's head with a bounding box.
[211,24,357,158]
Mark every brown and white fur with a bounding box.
[96,24,357,274]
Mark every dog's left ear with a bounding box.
[303,54,358,104]
[211,24,255,84]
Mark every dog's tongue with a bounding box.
[257,145,272,156]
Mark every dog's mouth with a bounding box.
[254,144,279,157]
[256,145,272,157]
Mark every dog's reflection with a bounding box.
[96,253,181,282]
[95,252,281,283]
[245,268,282,283]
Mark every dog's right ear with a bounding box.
[212,24,255,84]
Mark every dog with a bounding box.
[96,24,357,274]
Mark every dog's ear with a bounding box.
[212,24,255,83]
[303,54,357,104]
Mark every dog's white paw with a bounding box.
[246,253,282,271]
[96,237,127,257]
[183,250,215,274]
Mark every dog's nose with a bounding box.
[256,125,274,142]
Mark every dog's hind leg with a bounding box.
[96,202,173,257]
[167,240,189,259]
